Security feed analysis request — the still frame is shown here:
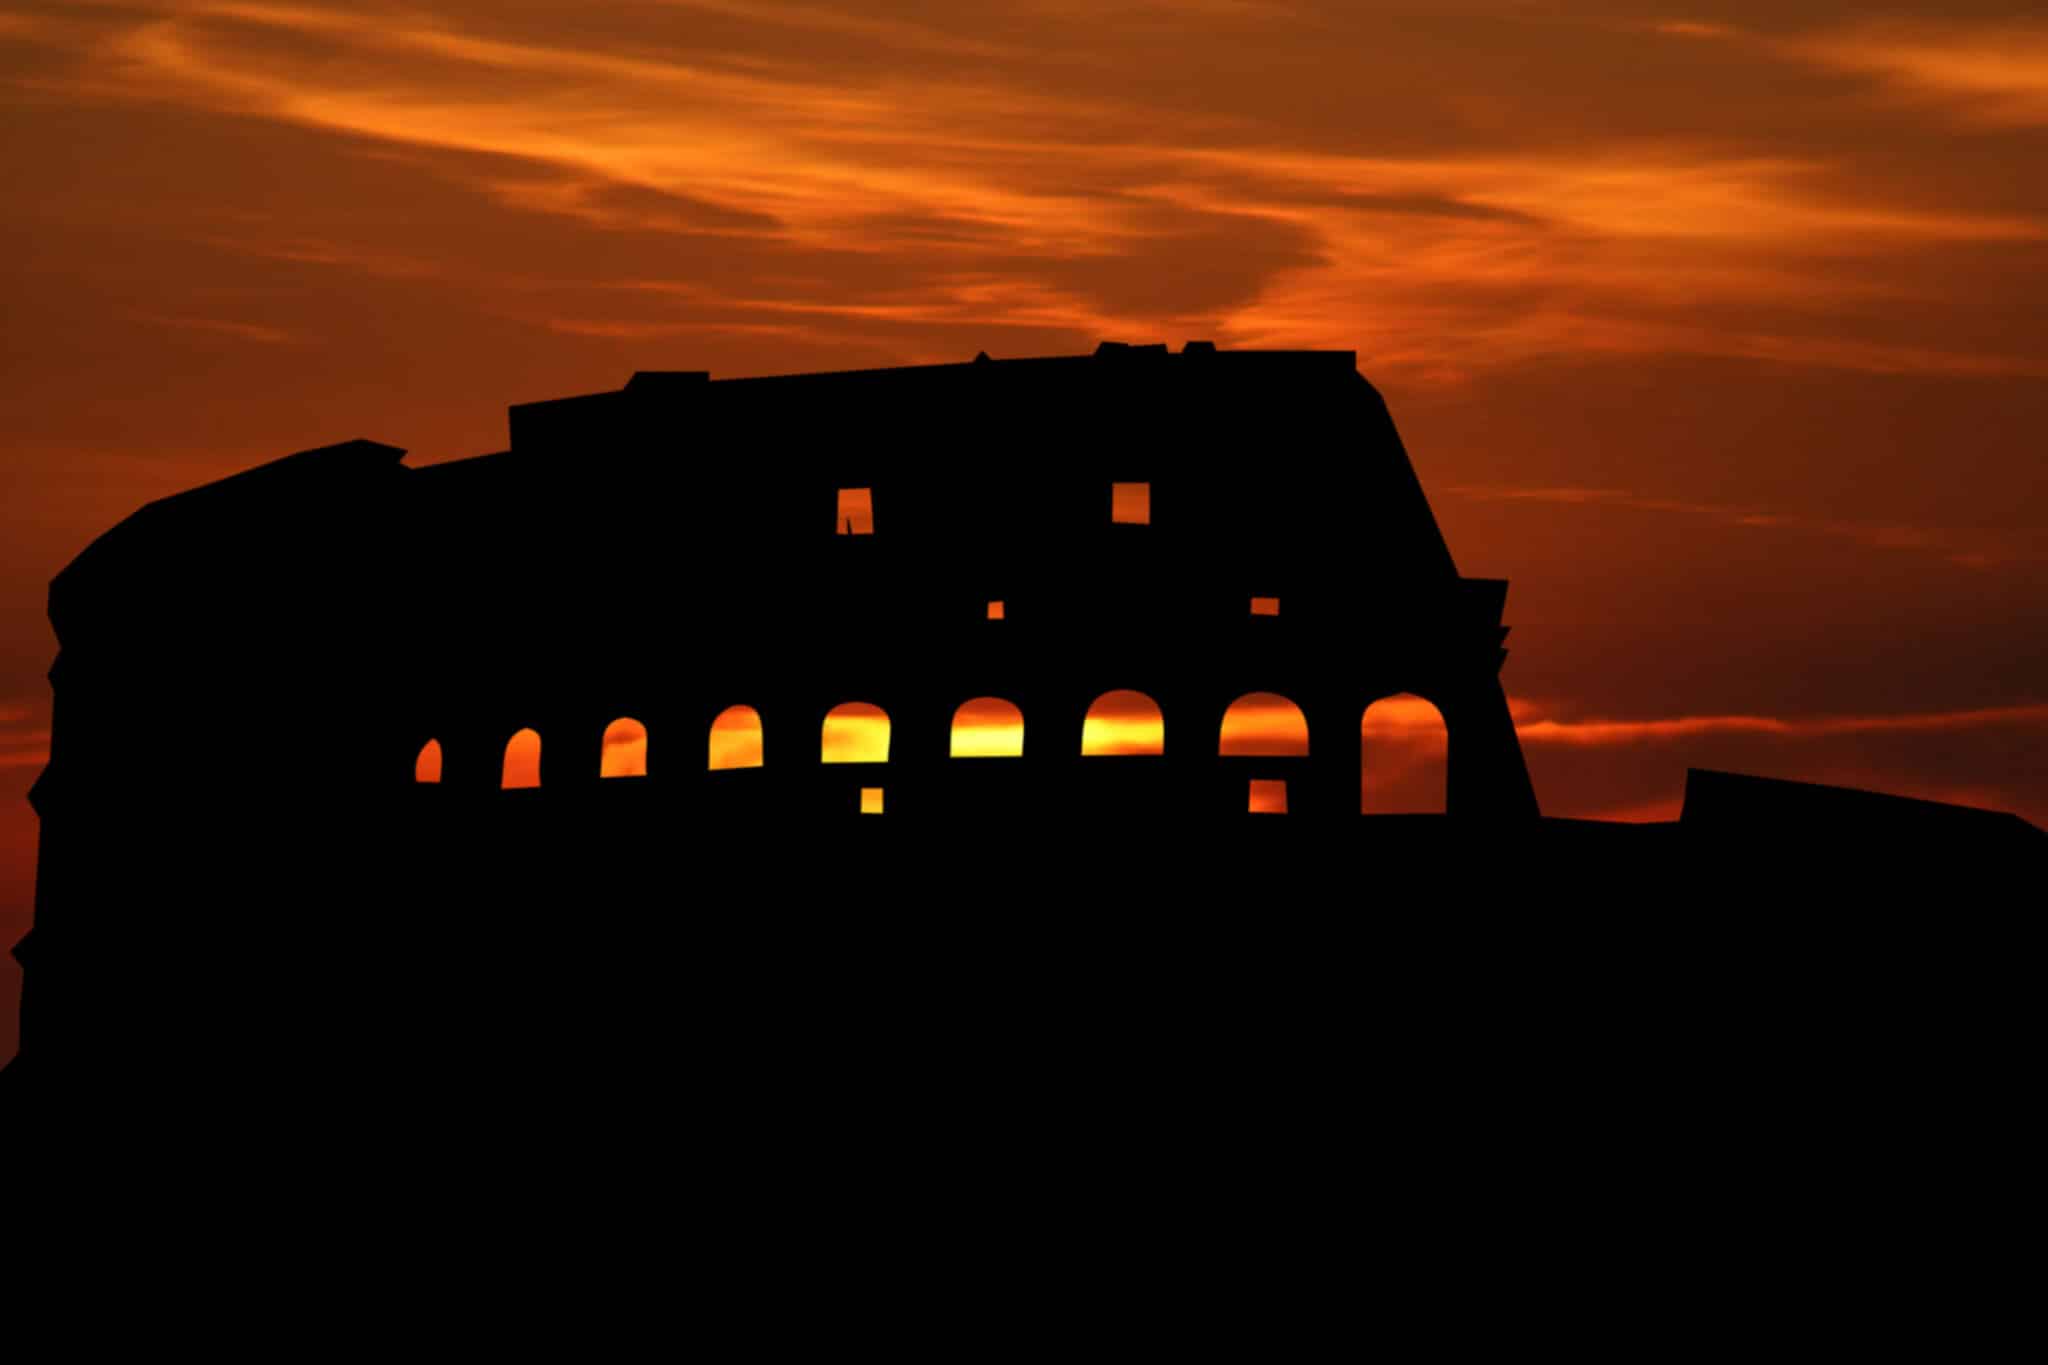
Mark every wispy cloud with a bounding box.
[1175,144,2046,246]
[655,0,1021,60]
[10,1,2038,384]
[132,312,298,343]
[1511,701,2048,747]
[1578,795,1686,823]
[1652,21,1737,42]
[1644,15,2048,130]
[1444,484,2048,569]
[1785,20,2048,127]
[1509,696,2048,826]
[197,233,446,279]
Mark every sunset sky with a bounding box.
[4,1,2047,1059]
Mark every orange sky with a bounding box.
[4,1,2048,1061]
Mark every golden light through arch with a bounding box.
[1361,694,1448,814]
[502,727,541,789]
[414,738,442,784]
[1082,690,1163,755]
[822,701,890,763]
[951,697,1024,757]
[601,717,647,777]
[708,705,763,770]
[1219,693,1310,756]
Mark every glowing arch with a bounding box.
[951,697,1024,758]
[601,717,648,778]
[1082,690,1163,756]
[709,706,763,771]
[1219,693,1310,757]
[1361,694,1448,814]
[502,728,541,790]
[414,739,443,784]
[822,702,890,763]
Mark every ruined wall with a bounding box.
[11,344,1538,1094]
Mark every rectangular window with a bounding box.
[860,786,885,814]
[1111,481,1151,525]
[1249,779,1288,814]
[987,600,1005,620]
[1251,596,1280,616]
[837,487,874,535]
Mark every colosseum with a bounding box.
[8,341,2037,1103]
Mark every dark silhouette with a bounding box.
[5,341,2040,1110]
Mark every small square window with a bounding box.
[1251,596,1280,616]
[987,600,1005,620]
[1111,481,1151,525]
[837,487,874,535]
[1249,779,1288,814]
[860,786,885,814]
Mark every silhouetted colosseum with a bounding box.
[388,340,1538,821]
[10,342,2039,1108]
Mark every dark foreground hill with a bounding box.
[6,768,2036,1117]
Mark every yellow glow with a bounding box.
[1111,481,1150,525]
[951,696,1024,757]
[709,705,763,770]
[601,716,647,777]
[502,727,541,789]
[823,701,890,762]
[1249,778,1288,813]
[1220,693,1309,756]
[1082,689,1163,755]
[860,786,884,814]
[414,738,442,784]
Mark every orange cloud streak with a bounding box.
[1445,484,2048,570]
[1512,701,2048,747]
[18,0,2039,384]
[1785,21,2048,127]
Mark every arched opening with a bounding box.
[601,717,648,778]
[1218,693,1310,757]
[1082,690,1163,756]
[951,697,1024,758]
[1111,481,1151,525]
[822,702,890,763]
[1222,694,1307,814]
[837,487,874,535]
[414,739,443,784]
[1361,694,1448,814]
[502,728,541,790]
[709,705,763,771]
